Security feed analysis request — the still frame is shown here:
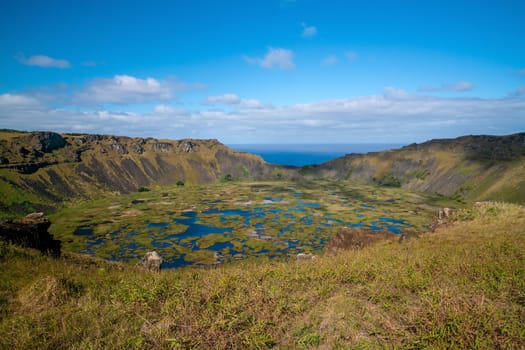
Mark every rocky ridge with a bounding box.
[0,130,285,216]
[1,130,524,216]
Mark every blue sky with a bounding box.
[1,0,524,144]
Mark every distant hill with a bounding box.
[306,133,525,203]
[0,130,282,216]
[1,130,524,216]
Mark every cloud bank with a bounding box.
[16,54,71,68]
[419,81,475,92]
[2,84,524,143]
[207,94,262,109]
[74,75,175,105]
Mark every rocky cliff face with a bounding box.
[308,133,525,203]
[0,212,61,256]
[0,131,284,215]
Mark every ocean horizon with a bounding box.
[229,143,404,166]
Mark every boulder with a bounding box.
[296,252,317,261]
[431,207,455,231]
[213,251,228,265]
[0,212,61,257]
[438,207,452,220]
[136,251,163,272]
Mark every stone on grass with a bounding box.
[296,252,317,261]
[136,251,163,272]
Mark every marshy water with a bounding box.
[57,181,436,268]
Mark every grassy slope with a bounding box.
[2,131,524,219]
[312,133,525,204]
[0,132,272,219]
[1,202,524,349]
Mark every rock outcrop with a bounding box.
[0,212,61,257]
[136,251,163,272]
[25,131,66,154]
[429,207,454,232]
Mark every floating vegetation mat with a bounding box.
[50,181,444,267]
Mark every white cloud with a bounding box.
[207,93,242,105]
[419,81,475,92]
[0,93,41,108]
[154,104,175,113]
[301,22,317,38]
[207,94,263,109]
[153,104,189,115]
[449,81,475,91]
[345,51,357,62]
[243,47,295,70]
[74,75,173,105]
[321,55,338,66]
[16,54,71,68]
[1,87,524,143]
[382,87,414,100]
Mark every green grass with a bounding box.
[1,202,524,349]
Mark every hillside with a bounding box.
[1,202,523,349]
[1,130,524,218]
[0,130,284,217]
[307,133,525,203]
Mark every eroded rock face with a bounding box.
[26,132,66,153]
[179,141,197,153]
[152,143,173,153]
[0,212,61,257]
[136,251,163,272]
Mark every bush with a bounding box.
[375,174,401,187]
[220,174,233,183]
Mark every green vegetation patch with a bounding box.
[48,181,440,267]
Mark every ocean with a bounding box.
[228,144,404,166]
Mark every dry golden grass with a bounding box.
[1,202,524,349]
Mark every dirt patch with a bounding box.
[121,209,143,217]
[326,227,396,253]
